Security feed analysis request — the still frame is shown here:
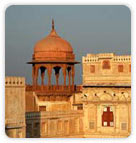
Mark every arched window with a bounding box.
[102,60,110,69]
[102,107,114,127]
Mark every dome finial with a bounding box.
[52,19,54,30]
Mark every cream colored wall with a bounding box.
[82,53,131,86]
[38,101,71,111]
[26,111,84,138]
[74,87,131,137]
[5,77,26,138]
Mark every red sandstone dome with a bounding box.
[33,20,75,62]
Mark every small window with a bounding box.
[118,65,123,72]
[39,106,46,111]
[90,65,95,73]
[102,60,110,69]
[77,105,83,110]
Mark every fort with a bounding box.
[5,20,131,138]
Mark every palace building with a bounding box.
[5,20,131,138]
[77,53,131,137]
[25,20,83,138]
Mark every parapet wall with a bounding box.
[5,76,26,138]
[5,76,25,87]
[82,53,131,86]
[83,53,131,63]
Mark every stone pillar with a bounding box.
[54,67,60,86]
[128,103,131,133]
[62,65,67,86]
[32,65,35,86]
[95,103,97,132]
[47,66,52,86]
[55,73,59,86]
[35,66,39,86]
[97,104,101,133]
[68,68,71,89]
[115,104,120,134]
[71,65,75,89]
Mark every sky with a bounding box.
[5,5,131,84]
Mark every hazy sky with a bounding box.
[5,5,131,84]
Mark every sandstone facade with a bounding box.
[75,53,131,138]
[5,77,26,138]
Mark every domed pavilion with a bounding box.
[28,19,79,93]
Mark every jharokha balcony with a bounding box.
[26,85,82,94]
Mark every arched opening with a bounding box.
[53,66,61,85]
[67,66,72,86]
[36,66,48,86]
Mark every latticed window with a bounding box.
[118,65,123,72]
[90,65,95,73]
[102,60,110,69]
[102,107,114,127]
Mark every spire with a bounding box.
[52,19,54,30]
[49,18,58,37]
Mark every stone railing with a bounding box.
[26,85,82,93]
[26,110,83,119]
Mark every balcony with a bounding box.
[26,85,82,94]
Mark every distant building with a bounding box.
[5,77,26,138]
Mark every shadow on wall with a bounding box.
[26,112,41,138]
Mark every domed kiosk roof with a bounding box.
[28,20,79,64]
[28,19,79,64]
[34,21,73,53]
